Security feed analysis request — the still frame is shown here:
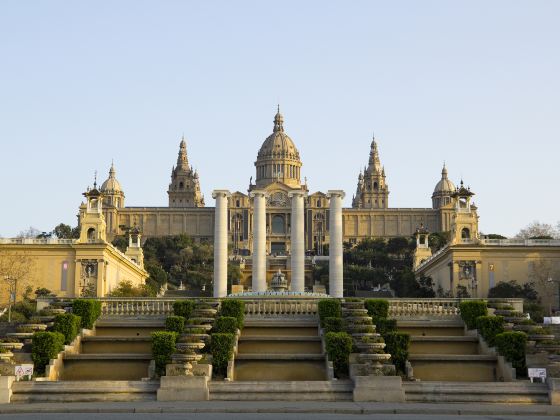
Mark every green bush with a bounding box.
[151,331,177,376]
[325,332,353,378]
[165,316,185,334]
[72,299,102,329]
[32,332,65,374]
[364,299,389,320]
[318,299,341,326]
[459,300,488,330]
[323,317,344,334]
[375,318,397,336]
[495,331,527,375]
[476,316,504,347]
[52,313,81,345]
[525,302,545,323]
[211,333,235,377]
[220,299,245,329]
[173,300,195,319]
[384,332,410,374]
[213,317,238,334]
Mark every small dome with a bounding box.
[257,109,301,161]
[100,163,122,193]
[433,164,455,194]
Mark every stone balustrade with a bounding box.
[242,299,319,318]
[99,298,176,316]
[387,298,524,318]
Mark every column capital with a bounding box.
[288,190,308,199]
[327,190,346,200]
[249,190,269,199]
[212,190,231,199]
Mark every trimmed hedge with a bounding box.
[325,332,353,378]
[52,313,81,345]
[495,331,527,375]
[165,316,185,334]
[364,299,389,321]
[220,300,245,329]
[375,318,397,336]
[173,300,195,319]
[476,316,504,347]
[384,332,410,374]
[318,299,341,326]
[151,331,177,376]
[72,299,102,329]
[213,317,238,334]
[323,317,344,334]
[459,300,488,330]
[211,333,235,377]
[32,332,65,374]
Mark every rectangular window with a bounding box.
[60,261,68,291]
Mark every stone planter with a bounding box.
[512,324,538,332]
[344,316,373,323]
[346,324,375,333]
[0,342,23,351]
[178,333,210,343]
[342,302,363,310]
[44,308,66,315]
[188,317,215,325]
[0,352,14,361]
[529,334,556,342]
[24,324,47,331]
[185,324,212,332]
[536,344,560,352]
[355,342,386,354]
[176,342,206,352]
[505,317,528,323]
[192,308,218,317]
[342,309,369,317]
[358,353,391,363]
[351,332,381,340]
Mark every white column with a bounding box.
[289,190,307,292]
[212,190,231,298]
[250,190,268,292]
[328,190,345,298]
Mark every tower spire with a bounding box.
[273,105,284,132]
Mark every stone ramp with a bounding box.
[11,380,159,403]
[209,380,353,401]
[403,381,549,404]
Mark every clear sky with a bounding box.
[1,1,559,238]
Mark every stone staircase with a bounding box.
[234,320,327,381]
[403,381,549,403]
[399,320,500,382]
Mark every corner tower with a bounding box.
[252,107,303,190]
[352,135,389,209]
[168,136,205,208]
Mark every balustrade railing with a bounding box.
[99,298,176,316]
[242,299,319,318]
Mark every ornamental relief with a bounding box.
[267,191,289,207]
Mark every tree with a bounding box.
[108,280,153,297]
[0,251,35,320]
[428,232,450,252]
[529,260,560,312]
[456,285,471,298]
[516,221,558,240]
[488,280,538,301]
[17,227,42,238]
[484,234,508,240]
[53,223,74,239]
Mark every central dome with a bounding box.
[254,108,303,189]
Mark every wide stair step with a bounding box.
[403,381,549,404]
[209,381,353,401]
[11,380,158,403]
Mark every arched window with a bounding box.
[461,228,471,239]
[87,228,96,241]
[179,181,184,189]
[373,182,378,190]
[272,215,285,234]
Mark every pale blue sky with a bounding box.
[1,1,559,237]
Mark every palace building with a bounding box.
[95,108,473,256]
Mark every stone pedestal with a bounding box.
[0,376,14,403]
[250,190,267,292]
[353,375,405,402]
[289,191,307,292]
[157,376,209,401]
[327,190,345,298]
[212,190,231,298]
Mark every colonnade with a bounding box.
[212,189,344,298]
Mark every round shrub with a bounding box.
[495,331,527,376]
[52,313,81,345]
[364,299,389,321]
[318,299,341,326]
[220,299,245,329]
[165,316,185,334]
[211,333,235,377]
[375,318,397,336]
[476,316,504,347]
[151,331,177,376]
[384,332,410,374]
[32,332,65,374]
[459,300,488,330]
[213,317,238,334]
[173,300,195,319]
[72,299,102,329]
[325,332,353,378]
[323,317,344,334]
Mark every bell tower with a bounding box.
[413,224,433,270]
[352,135,389,209]
[168,136,205,208]
[78,177,107,244]
[450,181,479,245]
[125,227,144,269]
